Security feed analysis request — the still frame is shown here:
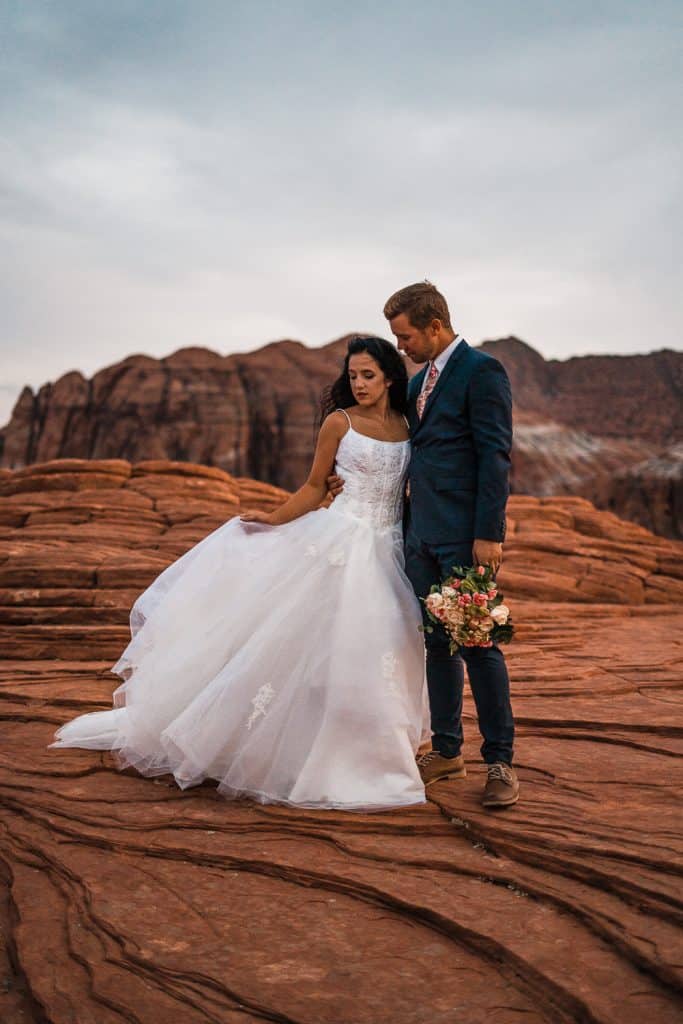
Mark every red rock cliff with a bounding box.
[1,337,681,536]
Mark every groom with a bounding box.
[387,282,517,808]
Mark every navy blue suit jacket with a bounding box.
[405,339,512,544]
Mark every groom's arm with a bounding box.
[470,358,512,545]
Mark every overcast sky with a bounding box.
[1,1,681,424]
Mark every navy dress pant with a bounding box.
[405,531,515,765]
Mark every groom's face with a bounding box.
[389,313,439,364]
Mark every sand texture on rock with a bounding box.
[0,460,681,1023]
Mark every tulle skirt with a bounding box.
[50,507,428,810]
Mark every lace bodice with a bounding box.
[331,421,410,530]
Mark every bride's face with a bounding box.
[348,352,391,408]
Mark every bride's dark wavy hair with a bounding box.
[319,335,408,425]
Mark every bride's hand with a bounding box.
[239,510,275,525]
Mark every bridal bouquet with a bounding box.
[422,564,514,651]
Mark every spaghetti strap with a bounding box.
[402,414,410,429]
[337,408,352,427]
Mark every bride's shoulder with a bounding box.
[392,411,411,440]
[321,409,351,438]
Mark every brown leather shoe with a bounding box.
[482,762,519,808]
[417,751,466,787]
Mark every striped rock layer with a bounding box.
[0,459,681,1023]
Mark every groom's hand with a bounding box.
[472,539,503,574]
[324,473,345,506]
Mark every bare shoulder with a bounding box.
[307,411,347,485]
[391,410,410,440]
[320,410,349,440]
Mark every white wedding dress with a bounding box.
[50,418,428,810]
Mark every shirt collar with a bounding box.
[432,334,461,374]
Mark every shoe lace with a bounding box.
[487,763,513,783]
[417,751,441,768]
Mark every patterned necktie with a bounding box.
[416,361,439,420]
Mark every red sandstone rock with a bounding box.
[0,460,682,1022]
[0,462,680,659]
[480,337,683,446]
[1,337,681,537]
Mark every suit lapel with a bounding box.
[412,338,469,436]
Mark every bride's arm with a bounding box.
[240,413,345,527]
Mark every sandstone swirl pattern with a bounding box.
[0,459,681,1023]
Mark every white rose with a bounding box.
[491,604,510,625]
[442,586,456,598]
[427,593,445,609]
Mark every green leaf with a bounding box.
[492,624,514,645]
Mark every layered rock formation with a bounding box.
[1,337,681,537]
[605,443,683,539]
[479,337,682,446]
[0,340,349,493]
[0,460,682,1022]
[485,340,683,537]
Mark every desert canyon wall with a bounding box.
[1,336,681,537]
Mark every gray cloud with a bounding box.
[1,1,681,424]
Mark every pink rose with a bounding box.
[477,565,486,576]
[473,592,487,606]
[452,579,461,589]
[461,593,472,605]
[487,589,497,599]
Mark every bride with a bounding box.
[50,336,428,810]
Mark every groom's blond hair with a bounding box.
[383,281,452,330]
